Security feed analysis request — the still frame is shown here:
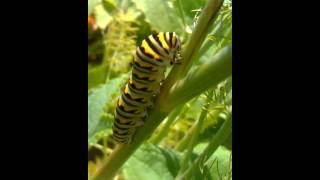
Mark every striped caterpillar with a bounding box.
[112,32,181,144]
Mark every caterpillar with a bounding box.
[112,32,182,144]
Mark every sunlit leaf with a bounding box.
[132,0,183,35]
[205,146,232,180]
[123,143,182,180]
[94,4,112,29]
[88,74,128,144]
[88,0,102,16]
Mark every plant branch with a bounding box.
[148,105,184,144]
[177,113,232,180]
[176,90,214,177]
[162,45,232,111]
[91,0,228,178]
[92,44,232,180]
[159,0,224,101]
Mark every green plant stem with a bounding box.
[194,17,231,65]
[149,105,184,144]
[177,90,214,177]
[200,23,232,60]
[177,114,232,180]
[177,0,187,31]
[163,45,232,111]
[152,96,199,143]
[92,45,232,180]
[159,0,224,98]
[174,96,208,151]
[91,0,228,178]
[175,104,225,152]
[175,122,195,152]
[92,111,167,180]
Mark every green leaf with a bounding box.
[88,0,102,16]
[192,145,232,180]
[204,146,232,180]
[88,113,113,144]
[193,142,209,154]
[88,65,107,90]
[172,0,207,29]
[132,0,183,35]
[88,74,128,144]
[94,4,112,29]
[123,143,182,180]
[102,0,118,13]
[222,132,232,150]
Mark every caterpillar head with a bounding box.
[169,32,182,65]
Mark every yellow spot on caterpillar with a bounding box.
[124,85,129,94]
[129,78,133,84]
[158,32,169,50]
[172,32,177,47]
[88,161,97,176]
[117,99,122,106]
[141,40,160,60]
[165,32,171,47]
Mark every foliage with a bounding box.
[88,0,232,179]
[122,143,182,180]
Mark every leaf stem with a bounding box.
[149,105,184,144]
[177,0,187,31]
[91,44,231,180]
[176,90,214,177]
[177,113,232,180]
[159,0,224,98]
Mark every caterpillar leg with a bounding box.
[171,58,181,65]
[124,127,138,144]
[135,119,144,127]
[146,99,154,109]
[112,127,137,144]
[154,87,161,96]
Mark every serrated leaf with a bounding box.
[192,145,232,180]
[123,143,182,180]
[205,146,232,180]
[88,113,113,144]
[132,0,183,35]
[88,74,128,143]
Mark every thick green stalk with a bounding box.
[92,45,232,180]
[176,90,214,177]
[162,45,232,112]
[177,114,232,180]
[158,0,224,102]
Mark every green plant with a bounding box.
[88,0,232,179]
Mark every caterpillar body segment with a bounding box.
[112,32,181,144]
